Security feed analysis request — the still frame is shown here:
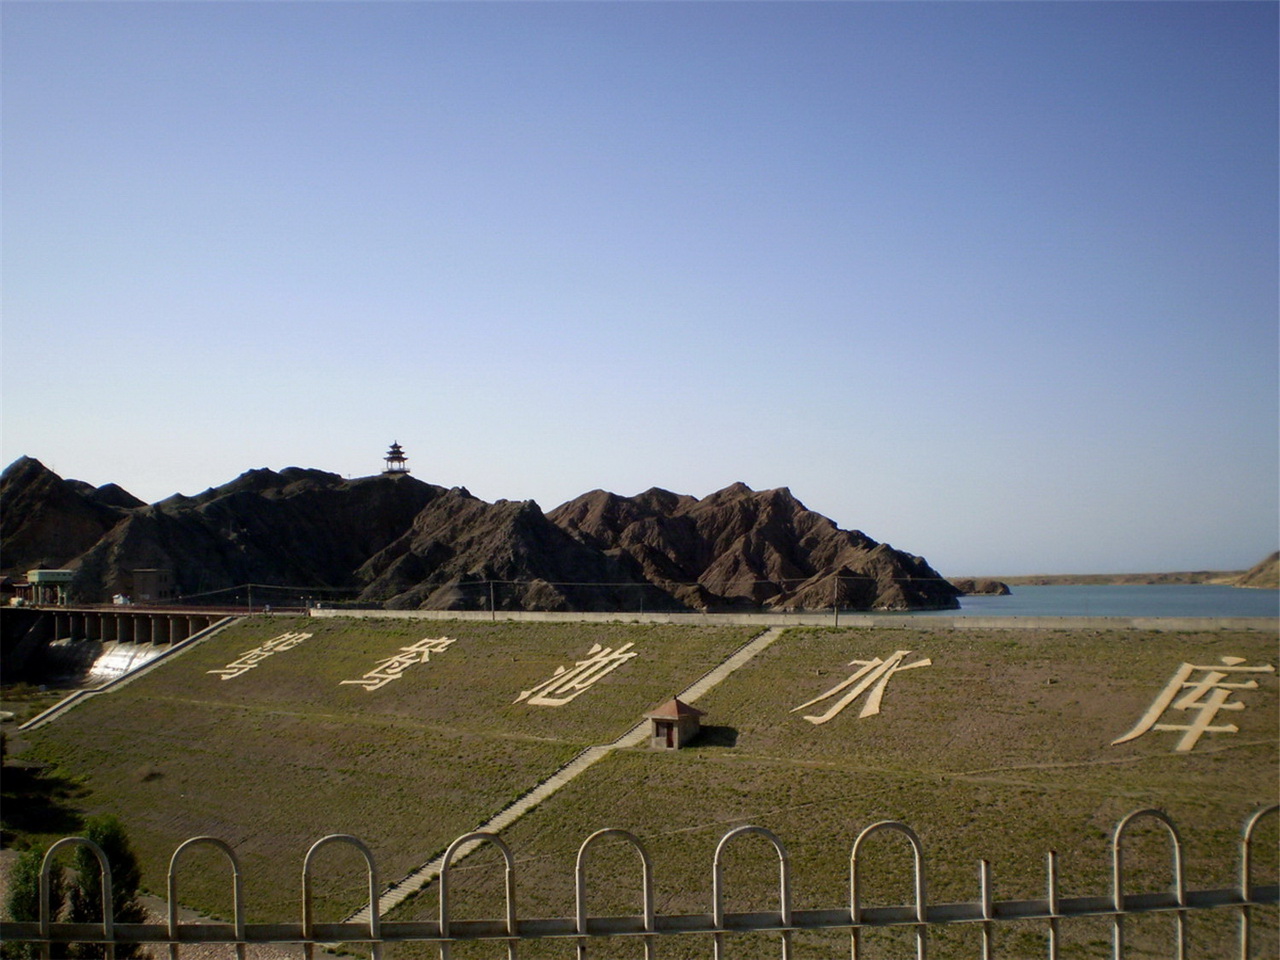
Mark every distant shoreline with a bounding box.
[973,571,1243,586]
[968,552,1278,591]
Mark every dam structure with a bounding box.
[2,606,239,730]
[6,605,224,646]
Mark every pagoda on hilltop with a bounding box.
[383,441,409,475]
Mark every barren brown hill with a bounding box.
[2,458,958,612]
[3,462,439,601]
[354,488,670,611]
[83,468,440,601]
[1234,551,1280,589]
[0,457,141,571]
[548,483,959,611]
[947,577,1011,595]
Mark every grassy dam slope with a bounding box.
[12,616,1278,959]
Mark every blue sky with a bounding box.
[3,1,1276,576]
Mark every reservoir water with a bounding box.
[921,584,1279,619]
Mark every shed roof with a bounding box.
[645,698,705,720]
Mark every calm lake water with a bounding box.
[919,584,1280,618]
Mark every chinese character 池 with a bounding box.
[1112,656,1275,753]
[515,642,638,707]
[791,649,931,725]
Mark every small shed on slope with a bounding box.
[644,698,705,750]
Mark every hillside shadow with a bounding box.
[1,753,86,845]
[690,725,738,748]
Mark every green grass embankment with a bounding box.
[382,626,1277,960]
[15,617,759,924]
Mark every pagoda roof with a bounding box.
[644,698,705,719]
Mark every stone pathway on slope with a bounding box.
[349,626,786,923]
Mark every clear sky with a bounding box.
[3,1,1276,576]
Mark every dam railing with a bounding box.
[2,807,1276,959]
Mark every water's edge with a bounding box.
[945,583,1280,618]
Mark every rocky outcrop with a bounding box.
[7,464,438,601]
[948,578,1011,596]
[2,458,959,612]
[548,483,959,611]
[355,489,672,611]
[0,457,136,572]
[1232,552,1279,590]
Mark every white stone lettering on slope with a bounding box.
[1111,656,1276,752]
[340,637,455,691]
[207,632,312,680]
[515,642,638,707]
[791,649,932,725]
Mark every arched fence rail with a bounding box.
[2,807,1275,959]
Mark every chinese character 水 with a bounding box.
[791,649,931,725]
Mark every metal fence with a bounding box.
[2,807,1276,960]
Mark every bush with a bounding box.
[66,815,147,959]
[2,847,62,959]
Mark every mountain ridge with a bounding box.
[2,456,959,612]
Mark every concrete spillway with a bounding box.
[40,637,172,686]
[2,607,227,684]
[83,640,170,684]
[19,616,238,731]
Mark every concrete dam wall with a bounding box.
[1,606,225,685]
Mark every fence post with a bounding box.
[439,832,517,960]
[979,859,993,960]
[1239,804,1279,960]
[168,836,245,960]
[1111,808,1185,960]
[301,834,381,960]
[574,828,655,960]
[41,837,114,960]
[850,820,927,960]
[713,825,792,960]
[1045,851,1060,960]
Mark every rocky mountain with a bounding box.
[546,483,958,611]
[354,488,673,611]
[1,457,960,612]
[1232,552,1279,590]
[0,457,142,571]
[2,458,437,602]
